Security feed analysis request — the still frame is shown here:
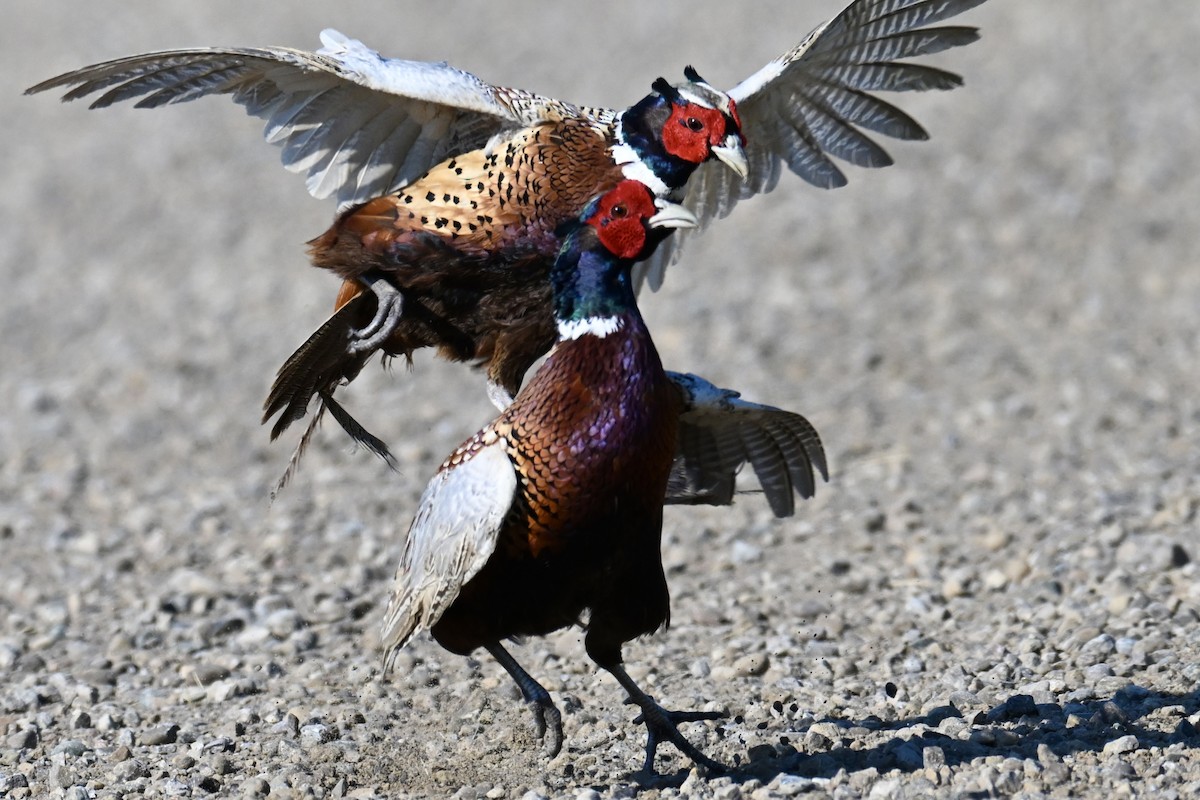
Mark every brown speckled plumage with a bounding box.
[279,116,622,419]
[311,117,621,270]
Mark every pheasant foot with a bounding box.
[486,642,563,757]
[349,272,405,353]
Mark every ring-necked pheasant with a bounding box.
[28,34,745,412]
[27,0,988,449]
[383,180,825,773]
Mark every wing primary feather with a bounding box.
[299,98,397,200]
[854,0,990,33]
[349,107,418,201]
[27,35,559,208]
[260,88,333,144]
[700,0,987,256]
[278,88,360,172]
[805,81,929,140]
[816,61,964,93]
[792,91,894,168]
[666,373,829,515]
[739,426,796,518]
[782,109,849,189]
[131,63,251,109]
[817,27,980,65]
[764,417,818,501]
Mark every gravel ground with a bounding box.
[5,2,1199,798]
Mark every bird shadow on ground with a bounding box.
[341,685,1199,796]
[704,684,1200,790]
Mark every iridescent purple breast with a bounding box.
[497,314,680,557]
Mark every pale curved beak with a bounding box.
[712,133,749,179]
[649,199,699,230]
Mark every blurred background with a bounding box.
[3,1,1198,794]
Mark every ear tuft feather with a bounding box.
[652,77,679,102]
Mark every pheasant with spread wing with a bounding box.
[29,30,743,414]
[27,0,989,455]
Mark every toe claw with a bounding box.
[635,702,726,774]
[486,643,562,760]
[529,699,563,757]
[348,275,404,353]
[603,664,726,774]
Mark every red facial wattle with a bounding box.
[662,103,728,164]
[588,181,656,260]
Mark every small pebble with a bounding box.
[1103,735,1140,756]
[731,540,763,564]
[51,740,89,757]
[733,653,770,677]
[300,723,336,745]
[141,724,180,746]
[243,777,270,797]
[195,776,222,794]
[273,714,300,739]
[6,729,37,750]
[987,694,1038,721]
[48,764,77,789]
[187,663,232,685]
[113,759,149,781]
[1,773,29,791]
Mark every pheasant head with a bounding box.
[553,181,696,337]
[616,73,748,196]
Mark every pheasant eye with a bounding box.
[686,117,704,132]
[609,203,627,218]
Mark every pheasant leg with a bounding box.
[485,642,563,757]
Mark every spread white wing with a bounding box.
[30,2,988,292]
[381,437,517,667]
[27,29,611,210]
[635,0,988,290]
[666,372,828,517]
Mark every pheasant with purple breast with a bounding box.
[382,180,826,773]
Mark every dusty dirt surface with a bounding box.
[4,2,1199,798]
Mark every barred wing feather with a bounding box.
[635,0,987,290]
[666,373,828,517]
[27,29,602,210]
